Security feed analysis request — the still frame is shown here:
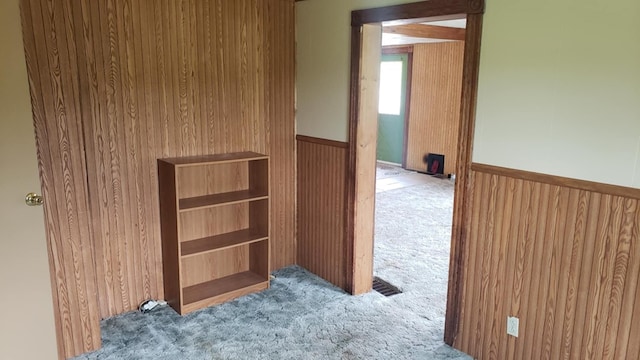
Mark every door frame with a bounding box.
[345,0,485,345]
[378,50,413,169]
[381,46,413,168]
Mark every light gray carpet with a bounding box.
[375,162,413,179]
[73,170,470,360]
[373,172,460,356]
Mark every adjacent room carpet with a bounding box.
[375,162,413,179]
[74,170,470,360]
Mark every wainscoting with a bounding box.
[405,41,464,175]
[296,135,348,290]
[265,0,296,273]
[21,0,295,357]
[455,163,640,360]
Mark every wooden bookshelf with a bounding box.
[158,152,270,315]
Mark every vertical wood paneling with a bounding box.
[498,178,522,360]
[20,0,102,357]
[614,198,640,359]
[571,191,602,360]
[264,0,296,270]
[507,180,541,360]
[405,41,464,176]
[21,0,295,357]
[455,164,640,360]
[297,137,348,290]
[444,13,483,345]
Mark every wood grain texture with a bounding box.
[296,137,348,290]
[158,155,270,315]
[347,3,485,321]
[264,0,296,271]
[405,41,464,176]
[383,24,466,41]
[349,24,382,295]
[345,22,361,294]
[454,165,640,360]
[382,45,414,55]
[472,163,640,201]
[179,204,250,240]
[296,135,348,148]
[180,248,250,287]
[157,160,181,315]
[20,0,102,357]
[351,0,483,25]
[177,163,249,199]
[181,272,269,314]
[444,13,483,345]
[21,0,294,355]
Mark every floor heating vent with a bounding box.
[372,277,402,297]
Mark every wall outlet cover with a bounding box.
[507,316,519,337]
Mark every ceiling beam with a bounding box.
[382,24,466,41]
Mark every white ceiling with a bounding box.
[381,18,467,46]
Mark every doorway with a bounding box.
[372,19,467,349]
[346,1,485,345]
[377,53,409,166]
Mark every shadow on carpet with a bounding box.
[74,266,470,359]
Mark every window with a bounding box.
[378,60,403,115]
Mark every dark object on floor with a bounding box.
[373,276,403,297]
[423,153,445,175]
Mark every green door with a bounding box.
[377,53,408,165]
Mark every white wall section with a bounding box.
[0,1,58,358]
[296,0,640,188]
[633,136,640,188]
[296,0,416,142]
[473,0,640,187]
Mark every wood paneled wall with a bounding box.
[455,163,640,360]
[20,0,102,357]
[266,0,296,272]
[296,136,348,290]
[20,0,295,357]
[405,41,464,175]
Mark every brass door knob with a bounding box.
[25,192,44,206]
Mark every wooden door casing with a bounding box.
[347,0,485,345]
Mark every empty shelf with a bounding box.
[181,229,268,257]
[179,189,268,211]
[182,271,267,306]
[160,152,268,166]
